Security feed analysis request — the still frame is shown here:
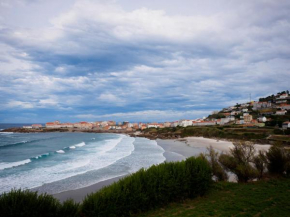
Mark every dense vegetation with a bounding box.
[207,142,290,183]
[0,190,79,217]
[143,125,274,142]
[81,156,211,217]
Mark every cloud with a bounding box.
[74,109,212,122]
[7,101,34,109]
[1,0,290,122]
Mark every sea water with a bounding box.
[0,130,165,194]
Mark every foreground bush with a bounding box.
[267,143,290,176]
[0,189,79,217]
[81,156,212,217]
[219,141,259,183]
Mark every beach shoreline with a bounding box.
[52,136,271,202]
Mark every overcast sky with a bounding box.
[0,0,289,123]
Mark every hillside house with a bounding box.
[282,121,290,129]
[253,102,272,110]
[276,110,287,115]
[279,104,290,110]
[244,115,253,123]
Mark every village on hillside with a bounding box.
[24,91,290,131]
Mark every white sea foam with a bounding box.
[0,132,13,134]
[34,153,50,159]
[0,135,137,194]
[69,146,76,149]
[56,150,65,154]
[0,159,31,170]
[75,142,85,147]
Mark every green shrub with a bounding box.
[267,143,290,176]
[0,190,79,217]
[253,150,268,179]
[81,156,212,217]
[0,189,60,217]
[59,199,80,217]
[219,141,259,183]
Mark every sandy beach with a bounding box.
[53,136,271,203]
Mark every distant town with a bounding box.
[23,91,290,131]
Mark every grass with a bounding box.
[137,178,290,217]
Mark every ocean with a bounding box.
[0,125,165,194]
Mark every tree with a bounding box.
[219,141,258,183]
[266,142,290,176]
[206,146,228,181]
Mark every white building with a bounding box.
[276,110,287,115]
[220,118,231,125]
[179,120,193,127]
[23,126,32,129]
[282,121,290,129]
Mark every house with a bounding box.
[107,121,116,126]
[235,120,243,125]
[198,121,216,126]
[74,122,93,129]
[179,120,193,127]
[259,108,274,115]
[102,126,110,131]
[275,99,287,104]
[46,121,61,129]
[278,93,289,99]
[147,123,163,128]
[220,118,230,125]
[140,124,147,130]
[244,115,253,123]
[279,104,290,110]
[253,101,272,110]
[282,121,290,129]
[223,113,231,117]
[242,108,248,113]
[276,110,287,115]
[23,126,33,129]
[32,124,42,129]
[164,122,171,127]
[100,121,108,127]
[171,121,179,127]
[257,117,267,122]
[231,111,237,116]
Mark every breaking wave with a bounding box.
[0,159,31,170]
